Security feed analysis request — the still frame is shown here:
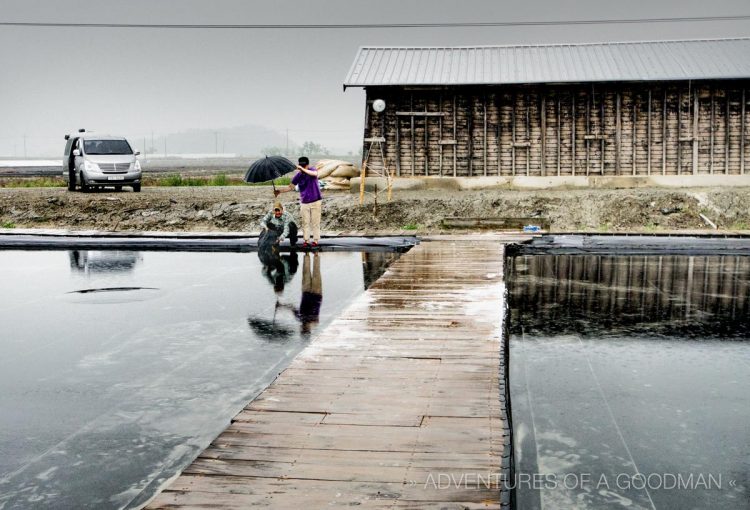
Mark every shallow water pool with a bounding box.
[0,249,399,509]
[508,254,749,509]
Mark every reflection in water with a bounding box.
[362,251,402,290]
[69,250,142,274]
[273,253,323,336]
[509,254,750,338]
[298,253,323,335]
[0,249,403,510]
[508,254,750,510]
[257,232,299,294]
[252,249,403,339]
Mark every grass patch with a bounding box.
[1,221,16,228]
[245,177,292,187]
[597,223,612,232]
[402,223,421,230]
[144,174,290,187]
[730,221,750,230]
[1,174,292,188]
[0,177,65,188]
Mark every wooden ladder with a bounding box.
[359,137,392,205]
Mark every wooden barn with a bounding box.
[344,38,750,181]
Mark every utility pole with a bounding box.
[143,137,147,157]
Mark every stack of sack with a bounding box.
[314,160,360,190]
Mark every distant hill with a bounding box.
[135,125,288,157]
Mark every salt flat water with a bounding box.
[0,249,398,509]
[508,254,750,510]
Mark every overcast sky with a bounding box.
[1,0,749,156]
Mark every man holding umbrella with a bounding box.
[276,157,322,249]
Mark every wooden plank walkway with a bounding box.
[146,240,510,509]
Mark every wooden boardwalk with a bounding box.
[147,240,510,509]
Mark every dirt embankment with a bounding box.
[1,186,749,233]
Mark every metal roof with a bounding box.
[343,38,750,88]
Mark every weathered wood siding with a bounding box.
[362,81,750,178]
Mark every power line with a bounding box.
[1,15,750,29]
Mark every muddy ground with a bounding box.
[1,186,749,233]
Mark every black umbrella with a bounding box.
[244,156,295,191]
[247,315,295,341]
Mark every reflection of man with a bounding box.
[276,252,323,335]
[262,252,298,294]
[297,253,322,334]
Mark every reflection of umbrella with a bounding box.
[244,156,295,191]
[247,316,295,340]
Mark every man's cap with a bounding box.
[273,201,283,211]
[298,156,309,166]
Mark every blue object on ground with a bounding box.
[523,225,542,232]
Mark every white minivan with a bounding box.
[63,130,142,192]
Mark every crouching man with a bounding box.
[259,201,298,247]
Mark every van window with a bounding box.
[83,139,133,155]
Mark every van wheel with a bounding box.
[132,183,141,192]
[114,185,123,192]
[80,175,90,193]
[67,170,76,191]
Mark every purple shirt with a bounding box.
[291,167,322,204]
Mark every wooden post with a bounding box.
[557,94,561,176]
[725,89,730,175]
[526,93,531,176]
[677,91,682,175]
[632,91,637,175]
[359,158,367,205]
[497,94,502,175]
[647,89,652,175]
[483,94,488,176]
[410,113,416,176]
[468,98,474,177]
[438,94,443,177]
[410,94,415,176]
[511,92,516,176]
[541,95,546,176]
[662,89,667,175]
[424,101,429,176]
[395,117,402,176]
[571,93,576,176]
[693,85,699,175]
[364,96,370,142]
[600,91,605,174]
[453,95,457,177]
[742,88,746,175]
[710,87,715,174]
[615,91,622,175]
[586,89,591,176]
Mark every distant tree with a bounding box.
[299,141,330,157]
[260,146,286,156]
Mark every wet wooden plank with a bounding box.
[149,474,502,509]
[146,241,508,509]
